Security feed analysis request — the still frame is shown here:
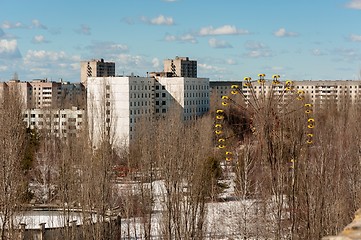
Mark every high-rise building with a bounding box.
[80,59,115,86]
[0,79,85,109]
[155,76,209,120]
[87,76,155,146]
[87,75,210,147]
[163,56,197,78]
[210,79,361,107]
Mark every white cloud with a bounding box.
[345,0,361,9]
[244,41,272,58]
[109,44,128,52]
[164,34,177,41]
[86,41,129,56]
[198,63,223,71]
[0,39,17,54]
[114,54,161,76]
[152,58,160,68]
[312,48,327,56]
[199,25,249,36]
[334,47,361,62]
[32,19,47,29]
[208,38,232,48]
[226,59,237,65]
[350,34,361,42]
[21,50,82,79]
[245,50,272,58]
[245,41,267,50]
[274,28,298,37]
[163,0,177,2]
[179,34,197,43]
[1,21,25,29]
[32,35,49,44]
[24,50,66,62]
[142,15,174,25]
[75,24,91,35]
[164,33,197,43]
[0,65,8,72]
[117,54,145,66]
[151,15,174,25]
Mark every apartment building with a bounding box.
[80,59,115,86]
[155,77,210,120]
[87,76,155,146]
[23,107,84,138]
[0,79,85,109]
[163,56,197,78]
[210,79,361,107]
[87,75,210,146]
[210,81,243,97]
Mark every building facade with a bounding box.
[163,56,197,78]
[23,107,84,138]
[80,59,115,86]
[155,77,210,120]
[87,75,210,147]
[0,79,85,109]
[210,79,361,107]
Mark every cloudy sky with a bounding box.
[1,0,361,82]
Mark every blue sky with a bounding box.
[1,0,361,82]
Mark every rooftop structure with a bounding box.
[80,59,115,86]
[163,56,197,78]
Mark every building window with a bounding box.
[162,93,166,97]
[61,114,66,118]
[31,114,35,118]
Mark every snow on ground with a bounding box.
[12,174,285,238]
[114,177,280,239]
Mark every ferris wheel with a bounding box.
[214,74,315,162]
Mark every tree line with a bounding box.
[0,87,360,239]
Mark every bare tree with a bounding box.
[0,89,27,239]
